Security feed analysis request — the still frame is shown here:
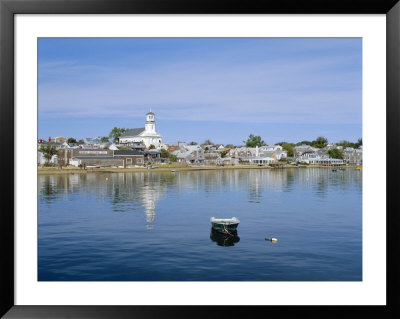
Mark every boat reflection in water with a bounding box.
[210,228,240,247]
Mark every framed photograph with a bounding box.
[1,0,399,318]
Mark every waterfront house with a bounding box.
[258,148,287,160]
[67,149,121,167]
[296,152,326,164]
[294,144,318,156]
[220,157,238,165]
[311,158,345,166]
[296,151,345,166]
[229,146,287,162]
[69,156,123,167]
[343,147,363,165]
[172,144,205,164]
[113,150,145,167]
[228,147,258,161]
[259,145,283,152]
[204,152,221,165]
[143,149,163,164]
[249,156,276,165]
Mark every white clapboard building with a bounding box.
[119,111,163,148]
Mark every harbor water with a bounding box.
[38,168,362,281]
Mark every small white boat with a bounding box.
[210,217,240,234]
[171,170,179,172]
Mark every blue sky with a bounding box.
[38,38,362,145]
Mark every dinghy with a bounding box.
[210,217,240,234]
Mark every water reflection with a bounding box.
[38,168,362,227]
[38,168,362,281]
[210,228,240,246]
[39,175,59,204]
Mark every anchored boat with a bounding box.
[210,217,240,234]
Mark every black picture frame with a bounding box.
[1,0,399,318]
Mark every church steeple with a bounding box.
[145,110,156,133]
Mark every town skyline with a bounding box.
[39,38,362,145]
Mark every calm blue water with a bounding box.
[38,168,362,281]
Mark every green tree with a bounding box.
[328,148,344,159]
[189,141,198,145]
[244,134,266,147]
[77,139,84,145]
[225,144,235,148]
[355,138,362,148]
[281,143,295,157]
[149,144,155,149]
[169,154,177,162]
[312,136,328,148]
[67,137,77,144]
[336,140,353,148]
[101,136,109,143]
[109,127,127,143]
[39,143,58,164]
[220,151,227,158]
[202,139,213,146]
[160,149,170,158]
[296,140,312,146]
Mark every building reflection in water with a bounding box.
[38,169,361,229]
[113,173,167,229]
[38,172,168,229]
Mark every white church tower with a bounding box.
[118,109,163,148]
[145,110,156,133]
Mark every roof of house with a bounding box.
[204,153,220,159]
[72,156,119,160]
[168,145,179,152]
[260,151,275,157]
[184,145,203,152]
[120,128,145,137]
[114,150,143,156]
[143,150,161,154]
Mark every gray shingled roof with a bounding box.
[120,128,145,137]
[114,150,143,155]
[73,156,118,160]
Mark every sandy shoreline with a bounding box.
[37,164,361,175]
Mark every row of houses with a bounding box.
[294,144,362,165]
[168,143,236,165]
[38,137,362,167]
[38,145,162,168]
[40,111,362,167]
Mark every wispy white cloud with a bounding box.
[38,46,361,126]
